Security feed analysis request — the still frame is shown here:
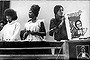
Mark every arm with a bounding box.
[58,16,65,28]
[49,18,65,36]
[20,29,27,40]
[38,22,46,36]
[20,28,32,40]
[11,23,20,40]
[23,29,31,40]
[21,22,33,40]
[49,19,57,36]
[31,22,46,38]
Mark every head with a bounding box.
[75,20,82,29]
[54,5,64,19]
[4,8,18,23]
[29,4,40,19]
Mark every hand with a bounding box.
[61,16,65,22]
[31,31,38,35]
[82,28,87,35]
[26,30,31,34]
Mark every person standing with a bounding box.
[0,8,20,41]
[49,5,68,41]
[49,5,68,55]
[21,4,46,41]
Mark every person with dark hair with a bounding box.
[20,4,46,41]
[49,5,68,55]
[74,20,87,38]
[0,8,20,41]
[49,5,68,41]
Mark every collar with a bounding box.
[8,21,16,25]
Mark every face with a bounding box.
[29,10,35,18]
[56,7,64,20]
[6,16,12,23]
[57,7,64,17]
[76,21,82,29]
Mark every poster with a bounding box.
[67,10,87,39]
[76,45,90,59]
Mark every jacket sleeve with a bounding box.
[49,19,56,36]
[39,22,46,38]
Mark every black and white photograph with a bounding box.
[0,0,90,60]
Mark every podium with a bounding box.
[0,41,66,59]
[0,40,89,59]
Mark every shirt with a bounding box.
[0,21,20,41]
[24,19,46,41]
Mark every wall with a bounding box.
[10,1,90,41]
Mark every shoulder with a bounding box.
[3,23,8,27]
[50,18,55,23]
[25,22,30,26]
[15,21,20,26]
[3,23,9,29]
[50,18,55,22]
[0,23,9,32]
[37,19,44,23]
[24,21,31,28]
[37,19,45,25]
[51,18,55,20]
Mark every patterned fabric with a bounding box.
[24,19,46,41]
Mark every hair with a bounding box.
[75,20,82,29]
[54,5,64,15]
[30,4,40,17]
[4,8,18,20]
